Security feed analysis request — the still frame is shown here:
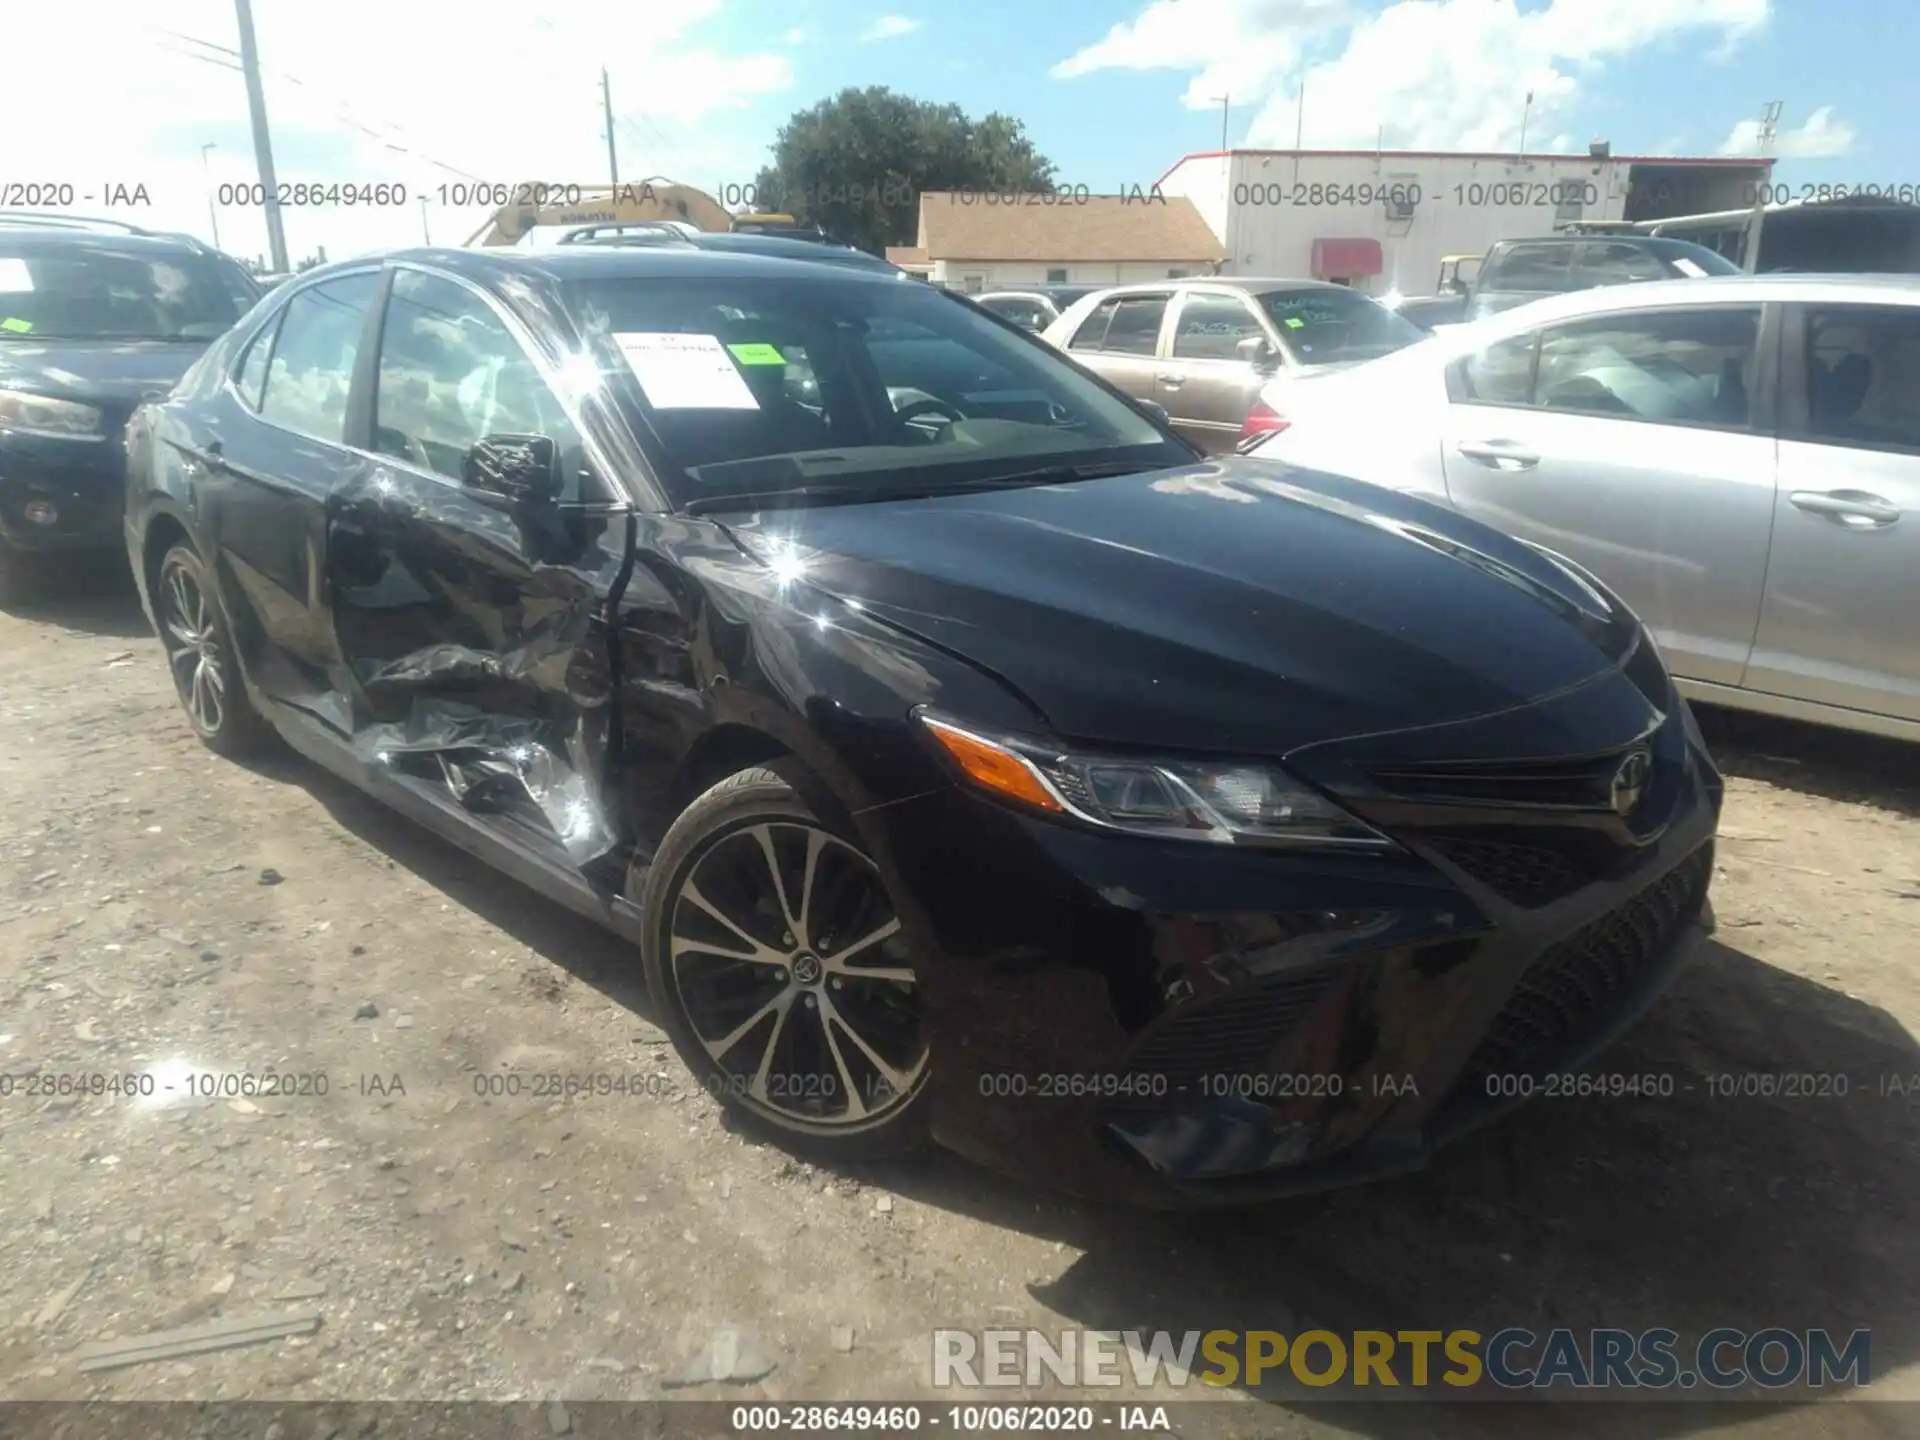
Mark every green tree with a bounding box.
[750,86,1056,254]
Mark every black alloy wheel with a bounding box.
[155,543,268,757]
[640,765,929,1158]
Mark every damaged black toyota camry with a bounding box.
[124,246,1720,1205]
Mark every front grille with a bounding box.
[1366,750,1640,811]
[1421,831,1596,908]
[1124,969,1338,1092]
[1459,843,1713,1086]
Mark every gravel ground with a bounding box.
[1,567,1917,1438]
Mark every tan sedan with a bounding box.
[1040,278,1424,452]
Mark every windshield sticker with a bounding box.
[726,342,786,366]
[1,317,32,333]
[0,258,34,293]
[1283,317,1305,329]
[1671,258,1708,278]
[612,332,760,410]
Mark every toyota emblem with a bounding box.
[1610,750,1652,817]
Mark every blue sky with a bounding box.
[4,0,1912,262]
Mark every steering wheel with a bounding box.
[892,397,968,435]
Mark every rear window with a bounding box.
[1256,287,1423,366]
[0,242,247,342]
[1491,244,1578,293]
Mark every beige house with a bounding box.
[886,191,1226,291]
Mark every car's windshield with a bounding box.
[560,271,1188,509]
[1650,239,1743,277]
[0,243,249,342]
[1256,286,1425,366]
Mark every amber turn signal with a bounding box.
[921,716,1063,813]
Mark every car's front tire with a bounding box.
[639,764,930,1161]
[154,542,270,757]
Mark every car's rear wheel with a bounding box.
[639,765,929,1159]
[155,542,269,757]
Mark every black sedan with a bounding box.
[124,244,1721,1204]
[0,219,260,603]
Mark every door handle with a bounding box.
[1456,439,1540,470]
[1155,373,1185,389]
[1788,489,1901,529]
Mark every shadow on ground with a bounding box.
[0,561,150,641]
[1693,703,1920,818]
[235,696,1916,1438]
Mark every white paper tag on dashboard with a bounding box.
[0,258,36,293]
[612,332,760,410]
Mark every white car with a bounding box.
[1244,274,1920,743]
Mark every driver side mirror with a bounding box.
[1236,335,1281,372]
[464,434,561,505]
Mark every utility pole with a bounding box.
[200,143,221,250]
[232,0,288,273]
[1742,101,1783,273]
[1292,76,1307,184]
[601,68,620,188]
[1209,94,1231,275]
[1517,91,1534,157]
[420,196,431,245]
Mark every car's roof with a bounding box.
[0,227,213,256]
[306,244,918,290]
[1484,271,1920,323]
[1074,276,1340,297]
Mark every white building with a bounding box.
[886,191,1226,291]
[1157,147,1774,297]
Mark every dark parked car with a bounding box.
[0,214,260,603]
[1394,234,1742,331]
[125,244,1721,1203]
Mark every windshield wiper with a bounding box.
[684,485,874,515]
[682,460,1156,516]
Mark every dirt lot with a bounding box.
[1,567,1917,1438]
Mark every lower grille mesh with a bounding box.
[1126,970,1338,1092]
[1460,844,1713,1086]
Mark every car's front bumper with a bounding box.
[861,670,1721,1207]
[0,435,127,552]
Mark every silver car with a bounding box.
[1245,274,1920,743]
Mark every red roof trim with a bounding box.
[1154,149,1775,187]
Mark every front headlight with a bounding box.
[0,388,105,440]
[920,712,1395,850]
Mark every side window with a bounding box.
[232,313,279,411]
[1575,243,1669,287]
[1045,268,1068,284]
[258,273,381,442]
[1454,332,1537,405]
[1171,294,1263,361]
[1804,306,1920,453]
[211,256,263,314]
[1493,244,1576,293]
[1069,298,1119,351]
[373,269,598,500]
[1536,307,1760,427]
[1099,295,1169,356]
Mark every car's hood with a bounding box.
[0,339,205,406]
[723,457,1640,755]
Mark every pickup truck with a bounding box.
[1391,233,1741,331]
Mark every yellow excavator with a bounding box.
[464,180,739,247]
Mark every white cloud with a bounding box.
[0,0,794,264]
[1719,105,1856,158]
[1053,0,1773,153]
[860,15,923,41]
[784,26,807,43]
[1049,0,1351,109]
